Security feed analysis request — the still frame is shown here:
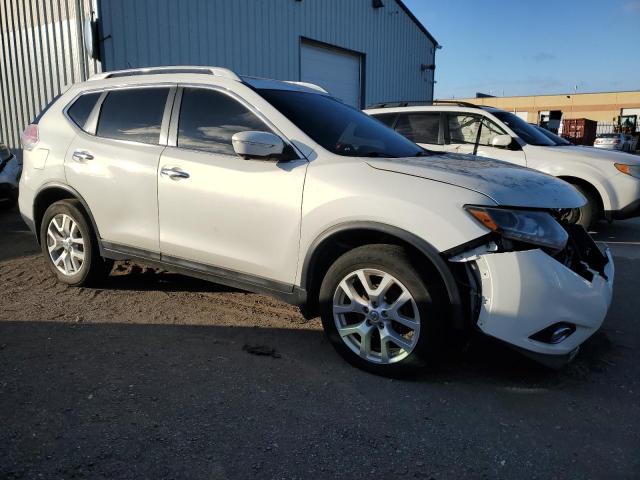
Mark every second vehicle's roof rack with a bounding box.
[89,66,242,82]
[367,100,483,109]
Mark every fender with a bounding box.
[300,221,465,329]
[33,182,105,255]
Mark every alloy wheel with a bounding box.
[332,268,421,364]
[46,213,85,276]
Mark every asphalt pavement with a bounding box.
[1,205,639,479]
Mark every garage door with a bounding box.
[300,41,362,108]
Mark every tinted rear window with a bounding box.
[67,92,101,130]
[373,113,398,128]
[96,88,169,144]
[395,113,441,144]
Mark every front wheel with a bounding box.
[318,244,446,376]
[566,183,600,230]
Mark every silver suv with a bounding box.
[19,67,614,375]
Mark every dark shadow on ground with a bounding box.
[0,319,638,479]
[0,204,38,261]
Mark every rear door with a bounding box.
[443,112,527,166]
[157,86,308,286]
[64,86,173,252]
[394,112,444,152]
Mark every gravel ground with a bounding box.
[1,205,639,479]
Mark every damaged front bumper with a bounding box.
[450,229,614,366]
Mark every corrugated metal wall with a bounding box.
[0,0,100,150]
[99,0,436,107]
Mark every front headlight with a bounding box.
[614,163,640,180]
[465,206,568,251]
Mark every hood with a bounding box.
[367,153,585,209]
[526,144,640,165]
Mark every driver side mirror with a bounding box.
[232,131,285,160]
[491,134,513,148]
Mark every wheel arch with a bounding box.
[557,175,606,215]
[299,222,465,328]
[33,183,102,250]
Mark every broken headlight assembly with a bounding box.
[464,206,569,252]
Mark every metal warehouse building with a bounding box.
[0,0,438,150]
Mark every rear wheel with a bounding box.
[318,244,446,376]
[40,200,111,286]
[566,183,600,230]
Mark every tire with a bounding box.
[40,199,111,286]
[318,244,446,376]
[567,183,600,230]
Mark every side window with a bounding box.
[395,113,441,144]
[373,113,398,128]
[177,88,270,155]
[448,113,505,146]
[96,88,169,144]
[67,92,101,130]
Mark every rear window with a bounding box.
[372,113,398,128]
[96,88,169,144]
[67,92,101,130]
[395,113,441,144]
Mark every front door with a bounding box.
[157,87,308,287]
[443,112,527,166]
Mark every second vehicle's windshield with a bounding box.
[534,125,573,146]
[256,88,426,158]
[492,110,556,147]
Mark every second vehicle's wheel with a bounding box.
[566,183,600,230]
[40,199,111,286]
[318,244,445,376]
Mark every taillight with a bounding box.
[613,139,620,144]
[21,124,39,150]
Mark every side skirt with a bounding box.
[101,241,309,310]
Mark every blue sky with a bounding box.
[403,0,640,98]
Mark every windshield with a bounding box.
[492,110,556,146]
[534,125,572,146]
[256,89,425,158]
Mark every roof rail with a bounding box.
[88,66,242,82]
[367,100,483,109]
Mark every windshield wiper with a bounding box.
[364,152,397,158]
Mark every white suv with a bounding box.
[366,103,640,228]
[19,67,614,375]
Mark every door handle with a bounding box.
[72,150,94,162]
[160,166,190,180]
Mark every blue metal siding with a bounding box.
[99,0,436,106]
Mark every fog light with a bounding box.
[549,325,575,344]
[530,323,576,344]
